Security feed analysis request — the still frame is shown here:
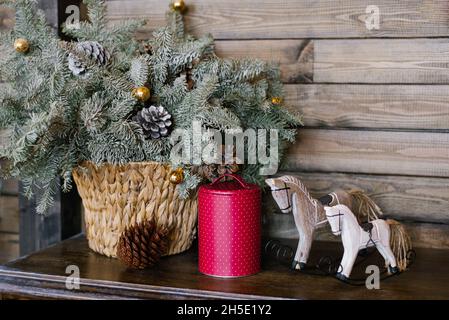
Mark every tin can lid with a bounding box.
[199,174,260,195]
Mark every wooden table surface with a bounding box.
[0,235,448,300]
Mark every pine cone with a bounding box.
[191,163,240,182]
[117,220,169,269]
[217,163,240,176]
[133,105,172,139]
[68,41,110,76]
[191,164,218,181]
[191,143,241,182]
[184,68,195,90]
[217,144,241,179]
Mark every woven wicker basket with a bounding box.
[72,161,198,258]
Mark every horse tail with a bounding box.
[387,219,412,272]
[348,189,383,222]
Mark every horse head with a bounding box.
[324,206,343,236]
[265,177,293,213]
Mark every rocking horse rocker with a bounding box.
[324,204,412,281]
[265,175,384,270]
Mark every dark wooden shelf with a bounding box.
[1,235,448,300]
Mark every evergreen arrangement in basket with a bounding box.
[0,0,302,257]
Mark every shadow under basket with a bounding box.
[72,161,198,258]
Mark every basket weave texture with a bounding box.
[73,161,198,258]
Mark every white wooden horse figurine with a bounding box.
[265,176,383,270]
[324,204,411,280]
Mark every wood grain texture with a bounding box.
[0,176,18,196]
[2,236,449,299]
[215,40,313,83]
[315,39,449,84]
[0,233,19,264]
[0,196,19,233]
[106,0,449,39]
[286,84,449,130]
[263,172,449,223]
[406,223,449,249]
[286,129,449,177]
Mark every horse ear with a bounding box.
[265,178,275,187]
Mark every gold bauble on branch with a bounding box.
[14,38,30,53]
[172,0,187,13]
[169,168,185,184]
[132,86,151,102]
[271,97,283,106]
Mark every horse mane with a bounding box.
[279,175,316,205]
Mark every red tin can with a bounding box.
[198,174,261,277]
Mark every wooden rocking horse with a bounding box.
[265,175,383,270]
[324,204,412,280]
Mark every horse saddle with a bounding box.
[361,222,374,233]
[318,194,333,206]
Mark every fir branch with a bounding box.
[0,0,302,213]
[177,171,201,199]
[166,8,185,39]
[129,56,149,86]
[158,74,188,109]
[80,92,110,134]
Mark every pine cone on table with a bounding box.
[117,220,169,270]
[133,105,173,139]
[68,41,110,76]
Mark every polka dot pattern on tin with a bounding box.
[198,179,261,278]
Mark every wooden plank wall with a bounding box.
[0,172,19,264]
[106,0,449,249]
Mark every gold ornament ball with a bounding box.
[170,168,185,184]
[14,38,30,53]
[172,0,187,13]
[271,97,283,106]
[132,86,151,102]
